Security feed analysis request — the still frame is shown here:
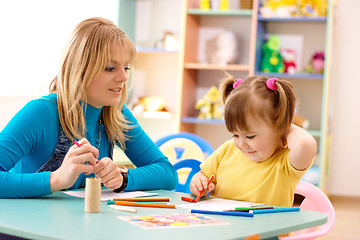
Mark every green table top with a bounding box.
[0,190,327,240]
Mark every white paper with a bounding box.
[63,189,158,201]
[178,198,263,211]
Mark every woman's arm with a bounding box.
[120,106,177,191]
[287,124,317,170]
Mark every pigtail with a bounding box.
[219,72,236,104]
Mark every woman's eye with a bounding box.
[124,65,130,72]
[105,65,116,71]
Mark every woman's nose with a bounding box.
[115,68,128,83]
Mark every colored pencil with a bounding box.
[73,139,81,147]
[250,207,300,214]
[108,201,176,209]
[225,207,274,212]
[191,209,254,217]
[181,196,196,203]
[112,197,170,202]
[234,206,274,211]
[195,175,215,203]
[108,205,137,213]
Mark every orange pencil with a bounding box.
[108,201,176,209]
[195,175,215,203]
[112,197,170,202]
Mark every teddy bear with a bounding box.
[260,35,285,73]
[208,30,238,66]
[195,86,223,120]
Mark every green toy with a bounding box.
[260,35,285,73]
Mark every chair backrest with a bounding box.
[279,181,336,240]
[172,158,201,194]
[155,132,214,163]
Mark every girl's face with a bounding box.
[232,118,282,163]
[85,45,130,108]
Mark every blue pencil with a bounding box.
[250,207,300,214]
[190,209,254,217]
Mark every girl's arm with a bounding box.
[121,106,178,191]
[287,124,317,170]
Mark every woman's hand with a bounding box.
[92,157,123,190]
[190,171,215,197]
[50,138,99,193]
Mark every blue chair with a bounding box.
[173,158,201,194]
[155,132,214,164]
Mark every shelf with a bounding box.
[258,16,327,22]
[188,9,253,16]
[254,71,324,79]
[185,63,250,71]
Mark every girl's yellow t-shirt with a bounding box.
[200,140,312,207]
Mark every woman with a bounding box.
[0,17,177,198]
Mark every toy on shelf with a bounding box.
[200,0,211,10]
[219,0,229,10]
[131,96,170,118]
[259,0,327,17]
[195,86,223,120]
[260,35,285,73]
[304,51,325,74]
[280,48,297,74]
[208,30,238,66]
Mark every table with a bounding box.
[0,190,327,240]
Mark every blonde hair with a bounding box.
[49,17,137,149]
[219,73,295,145]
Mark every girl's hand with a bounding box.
[190,171,215,197]
[92,157,123,190]
[50,138,99,193]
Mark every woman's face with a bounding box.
[85,45,130,108]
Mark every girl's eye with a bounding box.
[246,135,255,139]
[232,134,239,138]
[124,65,130,72]
[105,65,116,71]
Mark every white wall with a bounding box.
[0,0,119,97]
[328,0,360,197]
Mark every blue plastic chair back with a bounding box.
[155,132,214,162]
[173,159,201,194]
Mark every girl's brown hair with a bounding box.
[49,17,137,149]
[219,73,296,145]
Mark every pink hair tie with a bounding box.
[233,79,243,89]
[266,78,278,91]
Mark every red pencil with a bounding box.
[195,175,214,203]
[181,196,196,203]
[113,201,176,209]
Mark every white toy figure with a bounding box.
[209,30,238,66]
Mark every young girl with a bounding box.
[190,74,317,206]
[0,17,177,198]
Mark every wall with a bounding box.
[328,0,360,197]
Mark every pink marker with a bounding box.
[73,139,81,147]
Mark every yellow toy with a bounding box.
[195,86,223,120]
[219,0,229,10]
[200,0,211,10]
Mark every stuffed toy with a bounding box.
[200,0,211,10]
[305,51,325,74]
[195,86,223,120]
[209,30,238,66]
[260,35,285,73]
[132,96,169,114]
[280,48,297,74]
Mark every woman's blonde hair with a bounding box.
[219,73,296,145]
[49,17,136,149]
